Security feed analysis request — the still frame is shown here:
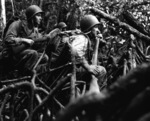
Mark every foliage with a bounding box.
[1,1,150,121]
[0,0,150,32]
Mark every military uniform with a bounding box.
[3,5,49,74]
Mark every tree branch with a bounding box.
[90,7,150,44]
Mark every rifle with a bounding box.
[89,34,101,93]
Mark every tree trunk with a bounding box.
[1,0,6,28]
[10,0,15,16]
[39,0,44,8]
[31,0,35,5]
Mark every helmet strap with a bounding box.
[84,30,91,35]
[31,17,38,28]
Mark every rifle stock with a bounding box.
[89,37,100,92]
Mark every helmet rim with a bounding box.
[57,22,67,29]
[80,14,100,33]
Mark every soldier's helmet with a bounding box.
[57,22,67,29]
[25,5,44,20]
[80,14,100,33]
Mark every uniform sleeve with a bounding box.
[4,20,21,46]
[71,35,88,61]
[48,28,61,40]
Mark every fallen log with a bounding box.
[90,7,150,44]
[122,10,149,37]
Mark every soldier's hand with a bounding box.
[21,38,34,46]
[88,65,101,77]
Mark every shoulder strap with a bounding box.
[3,16,20,39]
[85,34,92,64]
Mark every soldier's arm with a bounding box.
[4,21,34,54]
[4,20,34,46]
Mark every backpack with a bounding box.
[3,16,20,39]
[49,30,92,67]
[0,16,20,59]
[47,30,71,67]
[0,16,19,59]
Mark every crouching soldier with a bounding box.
[71,14,107,93]
[2,5,50,75]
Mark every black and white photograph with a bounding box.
[0,0,150,121]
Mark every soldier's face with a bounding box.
[61,27,66,31]
[34,13,42,25]
[91,26,100,37]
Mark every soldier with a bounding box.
[71,14,107,93]
[48,15,107,93]
[3,5,50,75]
[46,15,107,93]
[46,22,68,62]
[57,22,67,31]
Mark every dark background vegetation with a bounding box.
[1,0,150,34]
